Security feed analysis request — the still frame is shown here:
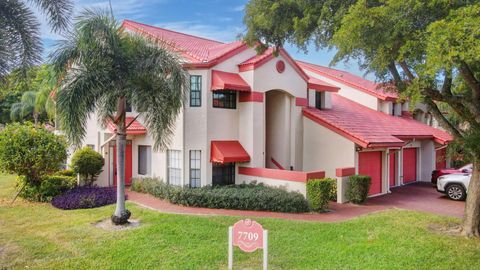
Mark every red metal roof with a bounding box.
[297,60,399,101]
[107,116,147,135]
[211,141,250,164]
[211,70,251,92]
[122,20,247,67]
[308,77,340,92]
[303,94,452,148]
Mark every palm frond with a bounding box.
[125,35,189,151]
[29,0,73,32]
[0,0,42,76]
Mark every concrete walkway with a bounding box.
[126,182,464,222]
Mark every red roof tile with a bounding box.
[303,94,452,148]
[122,20,246,66]
[107,116,147,135]
[297,61,398,101]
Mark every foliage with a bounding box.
[51,186,120,210]
[0,0,72,76]
[346,175,371,204]
[0,123,67,183]
[70,147,104,186]
[243,0,480,236]
[131,177,310,213]
[17,174,76,202]
[306,178,335,212]
[51,9,189,150]
[330,179,337,201]
[2,173,480,269]
[55,169,75,177]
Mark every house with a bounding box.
[80,20,452,201]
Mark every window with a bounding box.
[167,150,182,185]
[212,163,235,186]
[138,145,151,175]
[86,144,95,150]
[315,91,322,110]
[189,150,201,187]
[213,90,236,109]
[392,103,396,116]
[125,101,132,112]
[190,75,201,107]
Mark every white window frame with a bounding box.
[189,150,201,187]
[167,150,182,185]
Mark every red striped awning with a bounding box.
[210,140,250,163]
[211,70,251,92]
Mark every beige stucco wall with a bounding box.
[303,70,379,110]
[238,174,306,196]
[303,117,356,177]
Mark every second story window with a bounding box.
[315,91,322,110]
[213,90,236,109]
[190,75,201,107]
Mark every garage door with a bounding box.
[359,151,382,195]
[389,152,396,187]
[403,148,417,183]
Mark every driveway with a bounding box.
[366,182,465,218]
[127,182,464,222]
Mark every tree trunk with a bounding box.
[462,158,480,237]
[111,98,130,225]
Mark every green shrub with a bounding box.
[70,147,104,186]
[18,174,76,202]
[55,169,75,177]
[0,123,67,184]
[306,178,335,212]
[330,180,337,201]
[131,178,310,213]
[346,175,371,204]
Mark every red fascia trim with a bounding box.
[366,142,405,149]
[303,109,369,148]
[295,97,308,107]
[308,82,340,92]
[238,53,275,72]
[183,44,250,69]
[299,63,396,101]
[238,167,325,183]
[336,167,356,177]
[239,91,264,102]
[395,135,434,141]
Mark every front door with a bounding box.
[358,151,383,195]
[402,148,417,184]
[113,140,133,186]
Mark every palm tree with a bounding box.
[0,0,73,77]
[51,9,189,225]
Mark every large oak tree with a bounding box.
[244,0,480,236]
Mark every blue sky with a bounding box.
[39,0,370,78]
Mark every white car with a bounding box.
[437,173,471,201]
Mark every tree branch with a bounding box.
[125,114,139,129]
[423,99,463,139]
[399,61,415,81]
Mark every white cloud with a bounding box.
[232,4,244,12]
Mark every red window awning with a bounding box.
[308,77,340,92]
[211,70,251,92]
[210,140,251,164]
[107,116,147,135]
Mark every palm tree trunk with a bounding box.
[112,97,130,225]
[462,158,480,237]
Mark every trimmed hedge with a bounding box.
[131,177,310,213]
[52,186,121,210]
[346,175,371,204]
[306,178,335,212]
[18,174,76,202]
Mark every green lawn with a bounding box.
[1,174,479,269]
